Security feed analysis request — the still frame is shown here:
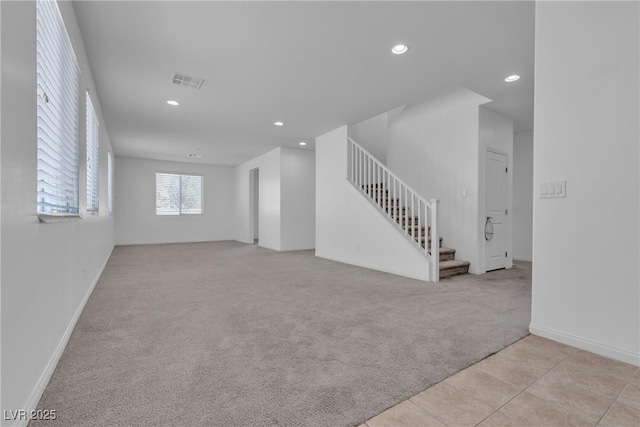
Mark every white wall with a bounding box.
[0,0,3,411]
[280,148,316,251]
[531,1,639,365]
[234,147,315,252]
[478,107,514,271]
[513,130,533,261]
[114,157,234,246]
[316,126,431,281]
[1,1,115,421]
[234,148,282,250]
[348,112,388,163]
[386,87,491,274]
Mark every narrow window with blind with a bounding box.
[86,92,99,212]
[156,173,203,215]
[36,0,80,215]
[107,151,113,215]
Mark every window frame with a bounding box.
[107,151,113,216]
[155,171,204,216]
[86,91,100,213]
[36,0,81,217]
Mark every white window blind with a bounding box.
[156,173,203,215]
[36,0,80,214]
[107,151,113,215]
[86,92,99,212]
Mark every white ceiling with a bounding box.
[73,1,535,166]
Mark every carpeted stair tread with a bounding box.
[418,236,443,247]
[440,259,470,269]
[432,247,455,255]
[430,247,456,262]
[439,259,471,278]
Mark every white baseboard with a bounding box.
[18,247,114,427]
[116,238,235,246]
[279,245,316,252]
[513,257,532,262]
[530,323,640,367]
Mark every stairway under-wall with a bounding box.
[364,184,471,279]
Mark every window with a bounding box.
[107,151,113,215]
[155,173,203,215]
[36,0,80,214]
[86,92,99,212]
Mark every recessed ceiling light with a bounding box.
[505,75,520,83]
[299,142,307,146]
[274,121,284,126]
[391,44,409,55]
[187,153,202,158]
[167,100,180,106]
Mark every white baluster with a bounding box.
[430,199,440,282]
[376,167,379,206]
[411,193,415,243]
[385,170,389,216]
[370,156,374,199]
[404,186,408,235]
[351,142,355,183]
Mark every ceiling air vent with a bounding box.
[171,73,204,90]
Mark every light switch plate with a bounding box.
[540,181,566,198]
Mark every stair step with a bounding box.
[375,198,400,206]
[385,206,407,213]
[362,183,386,189]
[363,182,466,278]
[430,247,456,262]
[377,202,404,209]
[395,216,420,226]
[418,236,443,248]
[403,225,430,236]
[439,259,471,278]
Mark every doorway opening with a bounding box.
[249,168,259,245]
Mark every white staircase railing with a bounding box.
[347,138,440,282]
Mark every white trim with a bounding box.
[483,147,511,273]
[38,213,82,223]
[155,171,204,216]
[530,323,640,367]
[20,247,114,427]
[279,245,316,252]
[117,239,235,247]
[513,257,532,262]
[50,0,80,72]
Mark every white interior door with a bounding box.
[485,150,508,271]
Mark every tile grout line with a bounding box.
[473,346,583,426]
[403,366,522,427]
[367,340,633,427]
[593,377,634,426]
[519,347,633,426]
[405,396,451,426]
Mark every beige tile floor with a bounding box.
[361,335,639,427]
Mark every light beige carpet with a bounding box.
[32,241,531,426]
